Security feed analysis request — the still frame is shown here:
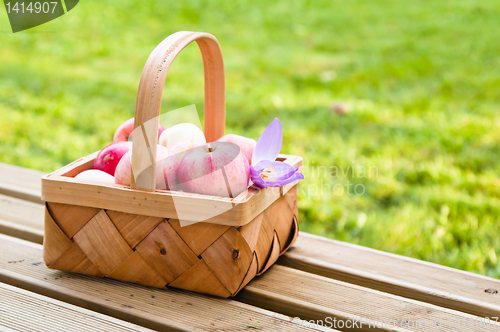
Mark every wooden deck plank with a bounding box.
[0,234,496,332]
[237,265,500,332]
[0,193,44,244]
[0,163,44,204]
[280,232,500,318]
[0,282,155,332]
[0,234,334,332]
[2,162,500,320]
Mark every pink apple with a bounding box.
[169,140,205,161]
[113,118,165,143]
[216,134,256,164]
[177,142,249,197]
[114,145,179,190]
[74,170,115,184]
[93,141,132,176]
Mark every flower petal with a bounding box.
[250,168,268,188]
[268,161,299,181]
[250,161,270,181]
[261,172,304,187]
[251,118,283,166]
[251,160,271,174]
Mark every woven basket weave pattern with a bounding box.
[43,185,298,297]
[42,31,301,297]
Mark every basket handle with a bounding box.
[131,31,225,191]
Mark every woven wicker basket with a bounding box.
[41,31,302,297]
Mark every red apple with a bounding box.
[74,169,115,184]
[114,145,179,190]
[93,141,132,176]
[216,134,256,164]
[177,142,249,197]
[113,118,165,143]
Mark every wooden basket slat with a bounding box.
[107,251,167,288]
[280,216,299,254]
[272,198,296,252]
[168,218,230,256]
[47,202,100,238]
[106,210,163,248]
[257,233,281,276]
[238,213,263,252]
[284,185,299,217]
[73,210,133,275]
[44,183,299,297]
[43,208,73,266]
[168,259,232,298]
[48,242,103,277]
[200,227,253,294]
[41,153,300,227]
[250,212,276,273]
[42,31,301,297]
[236,253,259,293]
[135,221,199,283]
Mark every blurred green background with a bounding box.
[1,1,499,276]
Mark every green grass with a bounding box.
[1,0,499,276]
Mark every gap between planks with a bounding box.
[0,163,44,204]
[0,193,44,244]
[0,234,334,332]
[235,264,500,332]
[3,190,500,321]
[0,282,155,332]
[2,163,500,321]
[2,234,500,332]
[279,232,500,318]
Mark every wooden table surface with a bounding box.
[1,162,499,331]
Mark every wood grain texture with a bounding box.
[0,234,330,332]
[257,233,281,276]
[7,165,300,297]
[131,32,225,191]
[281,232,500,318]
[270,196,296,252]
[238,265,500,332]
[48,242,103,277]
[201,227,253,294]
[0,194,44,229]
[168,218,230,256]
[41,153,301,227]
[41,175,273,227]
[238,213,263,252]
[135,221,199,283]
[47,202,100,238]
[0,194,44,244]
[250,211,275,272]
[0,162,44,204]
[108,251,167,288]
[42,209,72,266]
[73,210,133,275]
[41,189,297,297]
[237,253,259,293]
[284,184,299,218]
[0,218,43,245]
[0,282,155,332]
[106,210,164,248]
[8,163,500,319]
[168,259,232,298]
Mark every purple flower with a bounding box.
[250,118,304,188]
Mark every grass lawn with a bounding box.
[1,0,499,276]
